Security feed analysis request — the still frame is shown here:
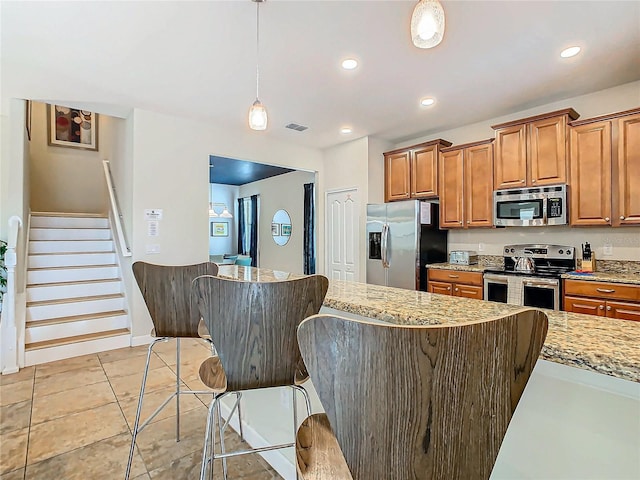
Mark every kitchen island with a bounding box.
[216,265,640,479]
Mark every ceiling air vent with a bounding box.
[285,123,308,132]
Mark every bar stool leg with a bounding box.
[125,337,165,480]
[176,338,181,442]
[218,402,229,480]
[292,387,299,480]
[200,395,218,480]
[236,392,244,441]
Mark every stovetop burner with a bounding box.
[490,243,576,278]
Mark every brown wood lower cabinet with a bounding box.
[427,269,483,300]
[563,279,640,321]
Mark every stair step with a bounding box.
[27,292,123,307]
[26,328,130,351]
[27,265,119,284]
[31,214,109,229]
[29,240,114,254]
[28,252,117,269]
[27,294,125,321]
[25,311,128,344]
[27,279,122,302]
[30,227,112,241]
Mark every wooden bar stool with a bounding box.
[191,273,329,480]
[125,262,241,480]
[295,308,548,480]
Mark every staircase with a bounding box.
[25,213,130,366]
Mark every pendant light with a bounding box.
[410,0,445,49]
[248,0,268,130]
[209,183,218,217]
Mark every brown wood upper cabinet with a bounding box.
[439,139,494,229]
[569,108,640,226]
[492,108,579,189]
[384,139,452,202]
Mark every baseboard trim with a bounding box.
[130,333,153,347]
[218,401,296,480]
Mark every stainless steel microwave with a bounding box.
[493,184,567,227]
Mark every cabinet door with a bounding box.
[569,121,612,226]
[494,124,527,189]
[605,300,640,322]
[439,149,464,228]
[428,280,452,296]
[529,116,568,186]
[616,113,640,225]
[384,151,411,202]
[453,284,483,300]
[564,296,605,316]
[411,145,438,198]
[464,143,494,227]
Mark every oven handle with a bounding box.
[523,281,558,289]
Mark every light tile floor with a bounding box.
[0,338,281,479]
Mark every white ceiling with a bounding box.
[2,1,639,150]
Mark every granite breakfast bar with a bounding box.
[216,265,640,479]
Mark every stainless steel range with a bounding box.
[484,244,576,310]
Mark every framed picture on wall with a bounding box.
[47,104,99,150]
[271,223,280,236]
[211,222,229,237]
[281,224,292,236]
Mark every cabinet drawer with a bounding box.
[606,300,640,322]
[428,280,453,296]
[564,280,640,302]
[564,296,606,316]
[427,269,483,286]
[454,284,483,300]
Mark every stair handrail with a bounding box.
[103,160,132,257]
[1,215,23,374]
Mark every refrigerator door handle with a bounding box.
[381,223,390,268]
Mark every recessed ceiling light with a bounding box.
[340,127,353,134]
[420,97,436,107]
[560,46,581,58]
[341,58,358,70]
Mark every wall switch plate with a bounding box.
[478,243,485,252]
[145,244,160,254]
[603,243,613,256]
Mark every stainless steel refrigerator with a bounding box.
[366,200,447,291]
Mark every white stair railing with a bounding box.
[103,160,132,257]
[1,216,23,374]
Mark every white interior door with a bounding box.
[326,188,359,282]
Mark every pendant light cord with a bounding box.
[255,1,260,100]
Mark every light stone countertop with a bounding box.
[425,262,486,273]
[217,266,640,383]
[562,271,640,286]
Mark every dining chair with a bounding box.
[125,261,241,480]
[191,273,329,480]
[295,308,548,480]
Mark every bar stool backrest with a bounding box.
[133,261,218,338]
[297,308,548,480]
[192,274,329,391]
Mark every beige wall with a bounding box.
[239,170,316,274]
[394,80,640,261]
[29,101,109,214]
[128,108,325,338]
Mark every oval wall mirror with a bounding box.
[271,209,292,246]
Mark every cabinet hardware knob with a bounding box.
[459,221,462,224]
[521,179,525,183]
[447,287,451,291]
[532,179,536,183]
[605,217,610,222]
[455,288,459,292]
[467,220,470,224]
[620,216,625,220]
[599,305,604,310]
[606,306,612,311]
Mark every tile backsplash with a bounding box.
[449,225,640,261]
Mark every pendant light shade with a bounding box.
[249,0,268,131]
[411,0,445,49]
[209,204,219,218]
[249,99,268,130]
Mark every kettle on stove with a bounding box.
[513,256,535,272]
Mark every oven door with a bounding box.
[484,273,509,304]
[522,277,560,310]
